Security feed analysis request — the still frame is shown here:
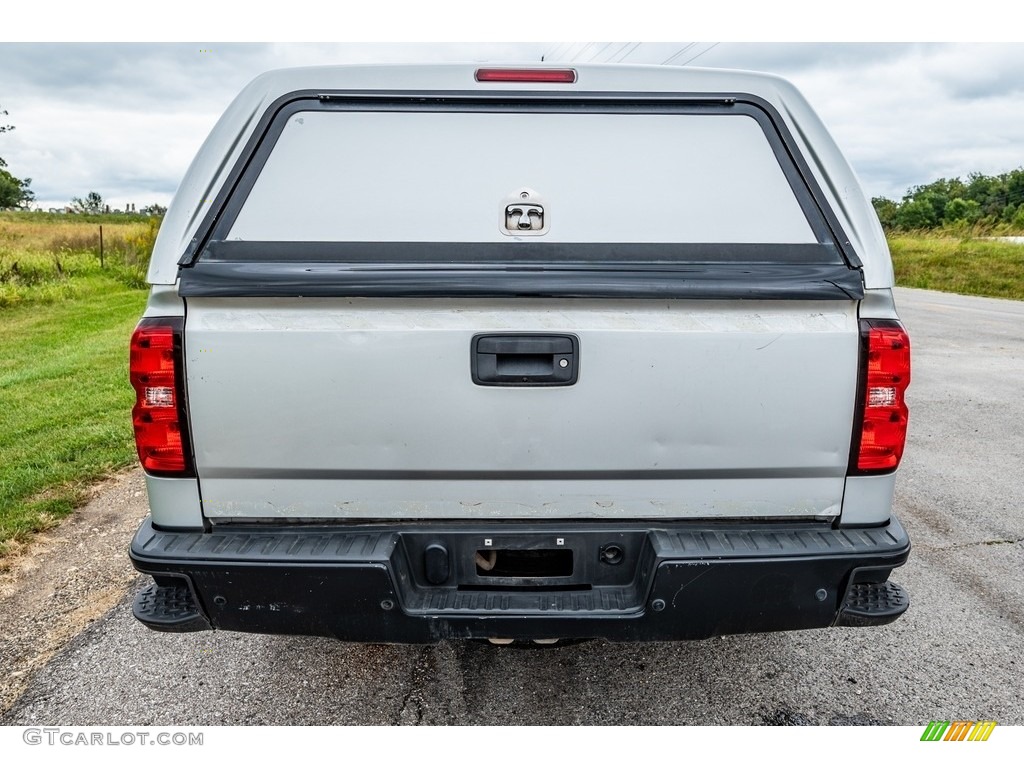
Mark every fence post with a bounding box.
[99,225,104,268]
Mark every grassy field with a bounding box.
[0,211,155,308]
[0,212,153,559]
[889,235,1024,300]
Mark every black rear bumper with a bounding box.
[129,517,910,643]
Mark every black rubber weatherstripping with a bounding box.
[198,241,847,264]
[178,261,864,300]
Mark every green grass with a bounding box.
[888,236,1024,300]
[1,212,154,560]
[0,276,146,557]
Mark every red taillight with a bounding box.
[475,68,577,83]
[130,317,193,476]
[853,320,911,472]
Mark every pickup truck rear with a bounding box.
[128,64,911,643]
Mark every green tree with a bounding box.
[903,178,965,221]
[895,198,938,229]
[1012,205,1024,231]
[70,191,105,214]
[0,103,34,208]
[920,191,949,222]
[1004,169,1024,215]
[964,172,1010,217]
[944,197,981,224]
[876,168,1024,232]
[871,197,900,229]
[0,168,34,208]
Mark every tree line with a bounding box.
[872,169,1024,231]
[66,191,166,216]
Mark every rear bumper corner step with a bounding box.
[132,581,212,633]
[837,580,909,627]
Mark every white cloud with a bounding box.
[699,43,1024,199]
[2,43,1023,208]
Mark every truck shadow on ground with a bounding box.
[0,591,888,726]
[7,550,1021,727]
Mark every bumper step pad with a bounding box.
[132,582,212,633]
[837,581,909,627]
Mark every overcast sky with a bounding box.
[1,42,1023,210]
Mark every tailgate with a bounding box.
[184,297,858,520]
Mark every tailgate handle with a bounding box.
[471,334,579,387]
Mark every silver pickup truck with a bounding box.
[128,63,911,643]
